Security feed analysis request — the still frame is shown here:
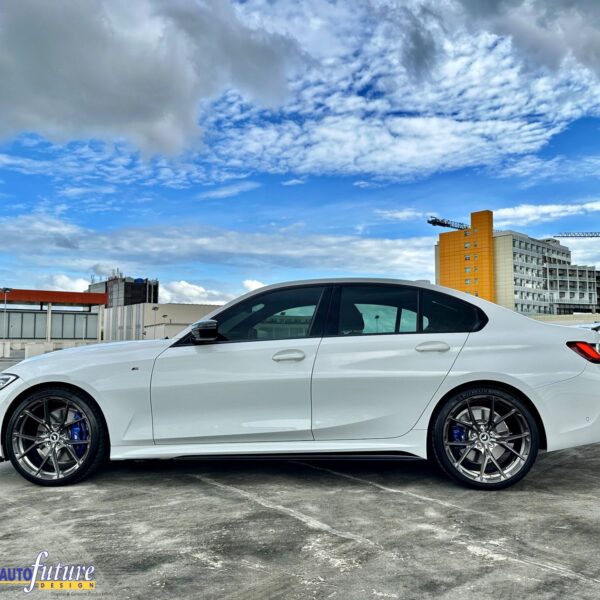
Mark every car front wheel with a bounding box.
[432,387,539,490]
[5,387,108,486]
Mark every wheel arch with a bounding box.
[427,380,547,451]
[1,382,111,457]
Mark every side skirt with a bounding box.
[110,429,429,461]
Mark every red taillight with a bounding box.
[567,341,600,364]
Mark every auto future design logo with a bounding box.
[0,551,96,592]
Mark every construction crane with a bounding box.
[427,216,469,230]
[554,232,600,238]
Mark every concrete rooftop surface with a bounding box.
[1,446,600,599]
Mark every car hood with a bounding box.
[7,339,172,381]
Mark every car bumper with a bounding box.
[537,363,600,452]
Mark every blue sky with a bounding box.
[1,0,600,303]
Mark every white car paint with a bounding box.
[151,337,320,444]
[0,278,599,463]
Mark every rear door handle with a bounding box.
[415,341,450,353]
[272,349,306,362]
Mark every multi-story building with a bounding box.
[435,210,598,315]
[88,275,159,308]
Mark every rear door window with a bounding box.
[421,290,487,333]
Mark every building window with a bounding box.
[474,254,478,260]
[464,231,470,237]
[465,267,471,273]
[465,255,471,261]
[464,243,470,249]
[465,279,471,284]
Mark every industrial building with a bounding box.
[0,275,219,359]
[102,302,215,341]
[434,210,599,315]
[0,288,107,358]
[87,274,159,307]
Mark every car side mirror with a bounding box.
[191,319,219,344]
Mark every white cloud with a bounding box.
[160,281,232,305]
[58,185,116,198]
[1,0,600,187]
[494,201,600,227]
[0,0,298,155]
[281,178,307,186]
[499,154,600,186]
[0,213,437,280]
[40,274,90,292]
[354,181,385,189]
[243,279,266,292]
[376,208,426,221]
[197,181,261,200]
[456,0,600,77]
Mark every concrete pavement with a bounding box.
[1,446,600,598]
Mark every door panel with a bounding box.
[151,284,329,445]
[311,332,468,440]
[151,338,321,444]
[311,283,478,441]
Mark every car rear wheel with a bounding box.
[5,387,108,486]
[432,387,539,490]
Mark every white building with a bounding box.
[102,302,218,341]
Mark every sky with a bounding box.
[1,0,600,304]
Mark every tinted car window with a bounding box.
[421,290,486,333]
[337,285,419,336]
[217,286,325,342]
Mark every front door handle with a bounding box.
[415,341,450,353]
[272,349,306,362]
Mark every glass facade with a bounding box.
[0,310,98,340]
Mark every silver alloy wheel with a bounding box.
[442,394,532,484]
[10,396,92,481]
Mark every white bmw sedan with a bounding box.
[1,278,599,490]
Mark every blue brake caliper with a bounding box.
[451,424,467,443]
[69,411,88,458]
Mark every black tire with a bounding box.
[431,387,539,490]
[4,386,108,486]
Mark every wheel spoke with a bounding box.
[15,440,45,460]
[466,399,478,427]
[493,408,517,429]
[446,441,472,446]
[50,447,61,479]
[449,417,477,432]
[479,450,490,481]
[487,396,495,429]
[60,417,86,431]
[60,401,71,428]
[23,410,50,431]
[454,443,476,468]
[34,453,51,477]
[497,441,527,461]
[63,444,82,467]
[12,433,42,442]
[61,439,90,446]
[487,452,507,480]
[497,432,530,443]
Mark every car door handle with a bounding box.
[415,341,450,353]
[272,349,306,362]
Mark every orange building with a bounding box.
[434,210,496,302]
